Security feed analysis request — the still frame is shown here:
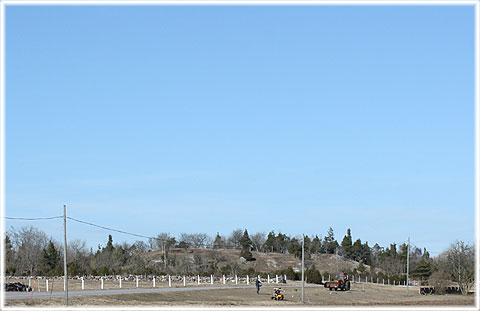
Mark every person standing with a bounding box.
[256,277,262,294]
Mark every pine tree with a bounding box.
[42,240,60,275]
[341,228,353,259]
[239,229,255,261]
[287,238,302,258]
[324,227,338,254]
[264,231,276,252]
[352,238,363,262]
[105,234,114,252]
[305,265,322,284]
[310,235,322,254]
[240,229,253,250]
[213,233,224,249]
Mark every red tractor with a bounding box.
[323,272,351,291]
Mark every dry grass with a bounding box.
[6,283,475,307]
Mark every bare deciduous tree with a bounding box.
[228,229,243,249]
[11,226,48,275]
[179,233,210,248]
[445,241,475,295]
[251,232,266,251]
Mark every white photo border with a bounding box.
[0,0,478,310]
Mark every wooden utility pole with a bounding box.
[63,204,68,306]
[163,240,167,270]
[301,234,305,304]
[406,236,410,295]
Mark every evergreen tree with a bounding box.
[264,231,276,252]
[410,257,433,282]
[362,241,372,265]
[310,235,322,254]
[239,229,255,261]
[341,228,353,259]
[389,243,397,258]
[304,235,312,254]
[305,265,322,284]
[284,266,298,280]
[105,234,114,252]
[42,240,60,275]
[240,248,255,261]
[352,238,363,262]
[240,229,253,250]
[287,238,302,258]
[323,227,338,254]
[213,233,224,249]
[276,232,289,254]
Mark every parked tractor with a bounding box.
[323,272,351,291]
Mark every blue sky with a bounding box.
[4,4,475,254]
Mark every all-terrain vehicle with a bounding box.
[271,288,285,300]
[323,272,351,291]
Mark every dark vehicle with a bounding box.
[5,282,32,292]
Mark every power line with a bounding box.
[66,216,167,241]
[5,216,63,220]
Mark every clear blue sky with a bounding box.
[5,4,475,255]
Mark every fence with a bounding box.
[5,274,290,292]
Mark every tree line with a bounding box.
[4,226,475,295]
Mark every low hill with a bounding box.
[145,248,364,276]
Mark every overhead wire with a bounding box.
[5,216,63,220]
[66,216,169,242]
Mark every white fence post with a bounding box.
[183,276,186,287]
[136,276,139,288]
[267,275,270,283]
[285,274,287,282]
[168,275,171,287]
[82,277,85,290]
[276,275,279,283]
[223,275,226,285]
[322,275,324,283]
[119,277,122,288]
[46,279,48,291]
[365,276,367,283]
[388,279,390,285]
[210,275,213,285]
[29,277,32,288]
[329,275,331,282]
[38,278,40,292]
[101,277,104,290]
[235,275,238,285]
[153,276,156,288]
[197,275,200,285]
[247,275,249,285]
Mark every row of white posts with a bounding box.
[26,274,289,291]
[318,275,410,286]
[27,274,411,292]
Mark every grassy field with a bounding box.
[6,283,475,307]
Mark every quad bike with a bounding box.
[271,288,285,300]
